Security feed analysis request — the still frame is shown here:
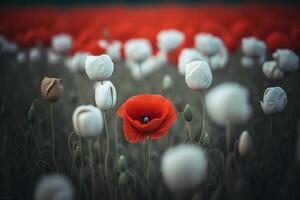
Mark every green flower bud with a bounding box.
[118,172,129,187]
[162,75,173,92]
[201,132,211,147]
[183,104,193,122]
[74,145,81,163]
[117,155,127,172]
[28,105,36,124]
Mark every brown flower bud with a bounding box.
[41,77,63,102]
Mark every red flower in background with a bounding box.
[117,94,176,143]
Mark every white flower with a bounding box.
[185,61,212,90]
[106,41,122,61]
[272,49,299,72]
[16,51,26,64]
[205,82,252,126]
[161,144,208,191]
[241,37,266,57]
[241,55,255,68]
[47,49,63,65]
[178,48,208,75]
[34,174,74,200]
[95,81,117,110]
[195,33,223,56]
[85,54,114,81]
[65,52,89,73]
[210,46,229,70]
[262,61,284,80]
[29,47,41,63]
[124,39,152,62]
[238,130,253,156]
[52,34,72,54]
[157,29,185,52]
[261,87,287,114]
[139,52,167,77]
[72,105,103,137]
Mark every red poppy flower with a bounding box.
[117,94,176,143]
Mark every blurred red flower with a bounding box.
[117,94,176,143]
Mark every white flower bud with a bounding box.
[178,48,208,75]
[106,40,122,61]
[241,37,266,57]
[185,61,212,90]
[161,144,207,191]
[262,61,284,80]
[34,174,74,200]
[210,46,229,70]
[65,52,89,73]
[95,81,117,110]
[29,47,41,63]
[52,34,72,54]
[261,87,287,115]
[195,33,223,56]
[124,39,152,62]
[238,130,253,157]
[157,29,184,52]
[48,49,63,65]
[205,82,252,126]
[272,49,299,72]
[241,55,255,68]
[139,52,167,77]
[16,51,26,64]
[85,54,114,81]
[72,105,103,137]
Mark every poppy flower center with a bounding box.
[141,115,151,124]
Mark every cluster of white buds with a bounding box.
[51,33,73,54]
[240,37,266,68]
[262,49,298,80]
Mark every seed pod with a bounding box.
[117,155,127,172]
[28,104,36,124]
[118,172,130,187]
[41,77,63,102]
[183,104,193,122]
[238,130,253,157]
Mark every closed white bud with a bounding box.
[106,40,122,61]
[48,49,63,65]
[262,61,284,80]
[241,37,266,57]
[238,130,253,156]
[124,39,152,62]
[72,105,103,137]
[272,49,299,72]
[139,52,166,77]
[205,82,252,126]
[85,54,114,81]
[65,52,89,73]
[210,46,229,70]
[95,81,117,110]
[16,51,26,64]
[261,87,287,115]
[241,55,255,68]
[34,174,74,200]
[29,47,41,63]
[178,48,208,75]
[195,33,223,56]
[157,29,184,52]
[52,34,72,54]
[161,144,208,191]
[185,61,212,90]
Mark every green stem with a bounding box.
[187,122,193,143]
[104,111,110,176]
[146,138,151,184]
[226,123,231,154]
[114,116,119,161]
[50,103,58,171]
[78,137,84,200]
[198,92,206,146]
[88,139,96,200]
[30,124,41,155]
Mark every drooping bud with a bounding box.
[162,75,173,92]
[117,155,127,172]
[238,130,253,157]
[183,104,193,122]
[28,104,36,124]
[118,172,130,187]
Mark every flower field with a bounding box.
[0,4,300,200]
